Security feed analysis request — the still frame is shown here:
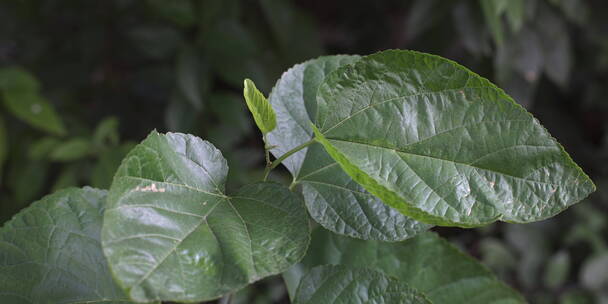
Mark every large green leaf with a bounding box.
[313,50,595,227]
[267,55,430,241]
[102,131,310,302]
[293,265,431,304]
[0,67,66,136]
[286,228,525,304]
[0,187,140,304]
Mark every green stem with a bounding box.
[219,293,232,304]
[263,134,271,166]
[263,139,316,181]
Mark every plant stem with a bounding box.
[219,293,232,304]
[263,139,316,181]
[263,134,271,166]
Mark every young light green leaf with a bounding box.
[293,265,431,304]
[0,187,143,304]
[102,131,310,302]
[0,67,66,135]
[286,228,525,304]
[243,78,276,134]
[313,50,595,227]
[266,55,430,241]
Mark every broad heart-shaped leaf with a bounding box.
[102,131,310,302]
[314,49,595,227]
[285,228,525,304]
[243,78,276,134]
[293,265,431,304]
[0,187,142,304]
[266,55,431,241]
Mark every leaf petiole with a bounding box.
[263,138,316,181]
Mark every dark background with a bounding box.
[0,0,607,303]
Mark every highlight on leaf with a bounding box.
[312,49,595,227]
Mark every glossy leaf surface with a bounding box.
[293,265,431,304]
[267,55,430,241]
[243,78,276,134]
[287,228,525,304]
[102,131,309,302]
[0,187,139,304]
[314,50,595,227]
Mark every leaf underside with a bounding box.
[286,228,526,304]
[102,131,310,302]
[314,49,595,227]
[267,55,431,241]
[293,265,431,304]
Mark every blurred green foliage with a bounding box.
[0,0,606,303]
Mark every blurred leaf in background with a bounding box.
[0,0,607,303]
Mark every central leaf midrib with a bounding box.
[326,138,559,187]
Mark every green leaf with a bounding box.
[102,131,310,302]
[258,0,323,64]
[91,142,136,189]
[127,26,183,59]
[207,93,251,150]
[146,0,196,27]
[505,0,525,32]
[544,251,570,289]
[29,137,60,160]
[293,265,431,304]
[0,187,141,304]
[313,50,595,227]
[0,67,66,136]
[243,78,276,134]
[51,165,79,191]
[203,21,273,90]
[176,46,209,110]
[537,9,571,87]
[9,160,49,204]
[93,116,120,148]
[479,0,506,46]
[286,228,525,304]
[267,55,430,241]
[0,66,39,92]
[49,138,91,162]
[165,95,198,132]
[580,253,608,291]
